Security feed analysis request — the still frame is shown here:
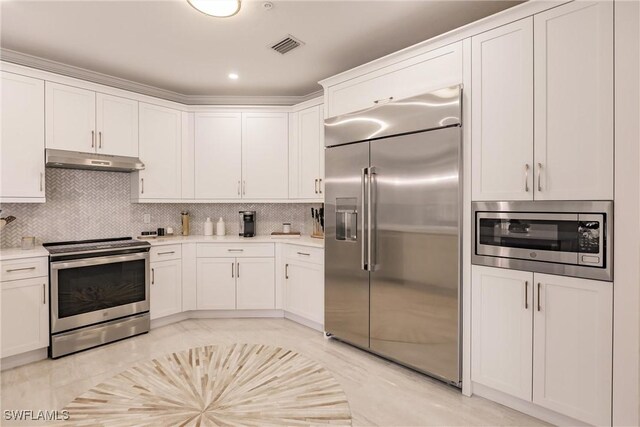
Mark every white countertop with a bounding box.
[138,234,324,249]
[0,245,49,261]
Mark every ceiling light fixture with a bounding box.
[187,0,241,18]
[228,73,239,80]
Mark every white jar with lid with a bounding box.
[204,217,214,236]
[216,217,226,236]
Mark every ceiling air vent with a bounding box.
[270,35,304,55]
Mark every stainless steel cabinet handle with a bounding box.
[242,181,246,195]
[297,252,310,256]
[43,284,46,305]
[524,281,529,309]
[236,262,240,278]
[361,167,368,271]
[157,251,175,255]
[91,130,95,148]
[6,267,36,272]
[227,249,244,252]
[151,268,155,285]
[285,263,289,279]
[314,179,318,194]
[232,262,235,278]
[319,178,323,194]
[40,172,44,192]
[141,178,144,194]
[237,181,241,196]
[98,131,102,149]
[373,96,394,104]
[537,282,541,311]
[537,163,542,192]
[524,164,529,192]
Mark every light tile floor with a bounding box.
[1,318,547,426]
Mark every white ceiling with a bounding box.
[0,0,522,97]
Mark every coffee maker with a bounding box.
[239,211,256,237]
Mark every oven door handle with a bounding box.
[50,252,149,270]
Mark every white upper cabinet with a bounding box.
[1,72,45,202]
[533,273,612,426]
[46,81,140,158]
[472,18,534,201]
[293,105,324,199]
[325,42,462,118]
[136,103,182,199]
[96,93,138,157]
[471,266,533,401]
[194,113,242,199]
[242,112,289,199]
[533,1,613,200]
[45,82,96,152]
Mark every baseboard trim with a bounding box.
[283,311,323,332]
[472,382,590,426]
[1,348,48,371]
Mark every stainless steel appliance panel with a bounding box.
[368,127,461,384]
[472,201,613,281]
[325,142,371,349]
[325,86,462,147]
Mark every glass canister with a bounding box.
[181,211,190,236]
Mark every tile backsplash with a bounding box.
[0,169,321,248]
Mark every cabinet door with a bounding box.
[534,1,613,200]
[533,273,612,426]
[150,259,182,320]
[1,277,48,358]
[284,259,324,325]
[138,103,182,199]
[96,93,138,157]
[194,113,242,199]
[1,72,45,201]
[236,258,275,309]
[471,18,534,201]
[45,82,96,152]
[298,106,323,199]
[196,258,236,310]
[242,113,288,199]
[471,266,533,401]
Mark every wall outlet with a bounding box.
[143,214,151,224]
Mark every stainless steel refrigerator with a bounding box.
[324,85,462,386]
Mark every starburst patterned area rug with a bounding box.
[63,344,352,426]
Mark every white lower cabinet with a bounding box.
[1,271,49,358]
[236,258,275,309]
[472,266,613,425]
[196,258,237,310]
[471,266,533,400]
[533,273,612,426]
[283,245,324,326]
[150,259,182,320]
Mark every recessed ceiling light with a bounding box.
[228,73,239,80]
[187,0,241,18]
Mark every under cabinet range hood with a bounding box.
[45,149,145,172]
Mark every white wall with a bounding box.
[613,0,640,425]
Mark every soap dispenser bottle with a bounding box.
[216,217,225,236]
[204,217,214,236]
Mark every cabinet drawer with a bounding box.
[197,243,274,258]
[327,42,462,118]
[150,244,182,262]
[284,245,323,265]
[0,257,48,282]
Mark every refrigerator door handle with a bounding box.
[368,166,376,271]
[361,167,368,271]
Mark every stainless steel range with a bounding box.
[44,237,151,358]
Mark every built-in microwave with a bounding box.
[472,201,613,281]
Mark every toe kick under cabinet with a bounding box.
[196,243,276,310]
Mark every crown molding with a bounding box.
[0,48,321,106]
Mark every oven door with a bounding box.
[50,251,150,334]
[476,212,583,265]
